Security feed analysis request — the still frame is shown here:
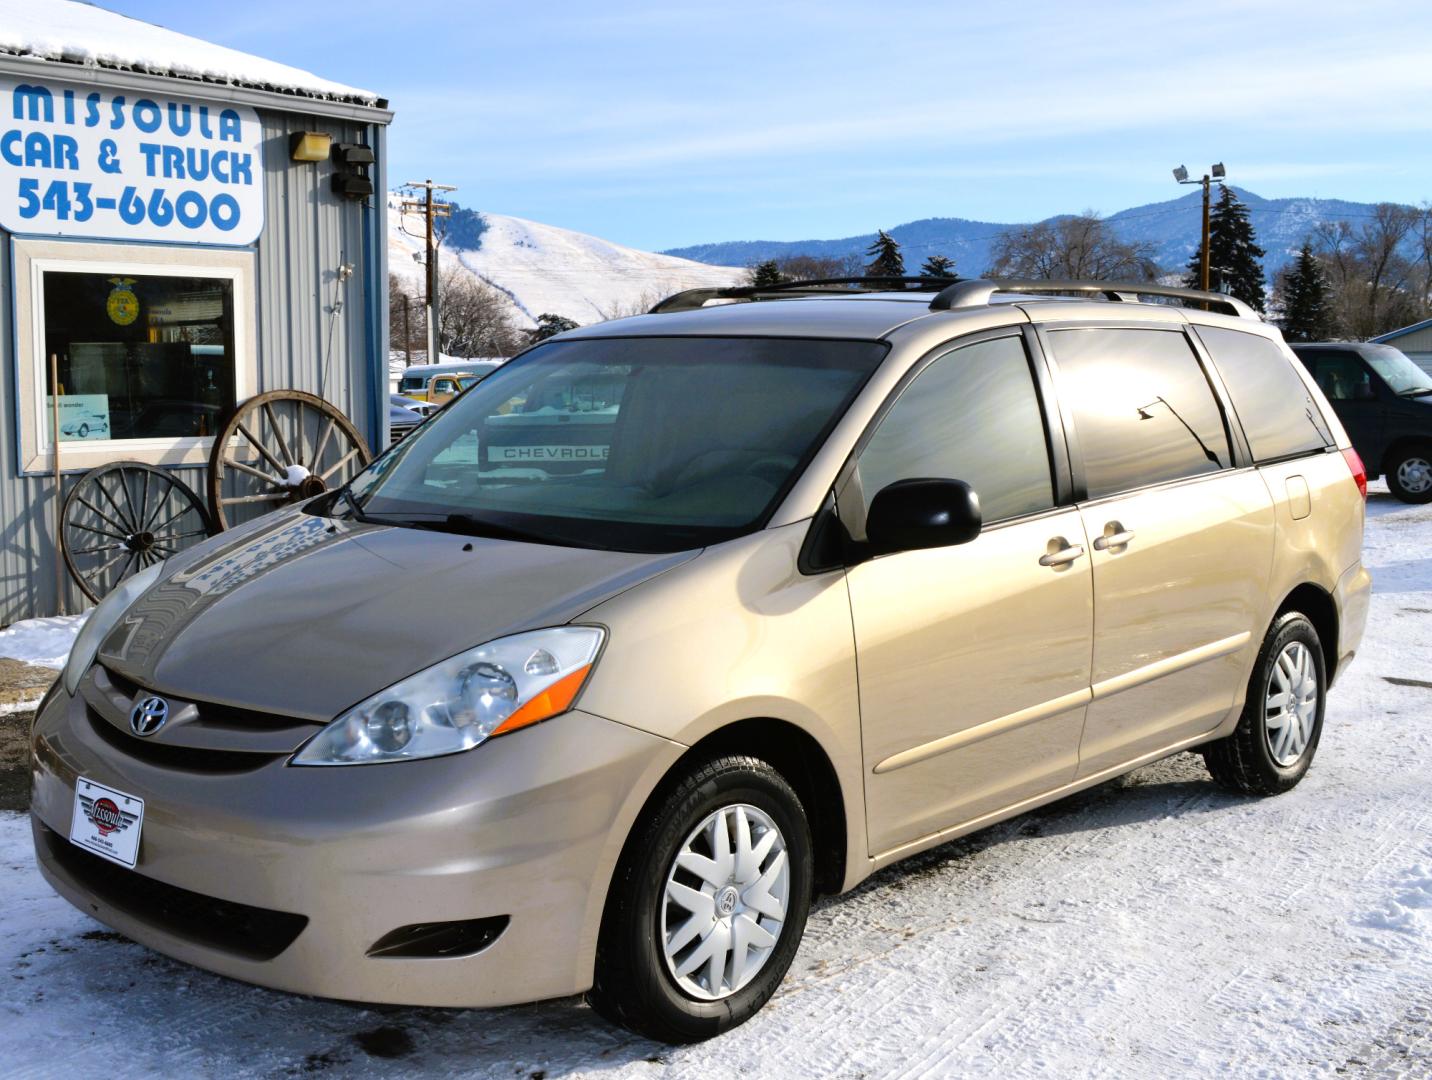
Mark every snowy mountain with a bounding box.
[388,198,742,329]
[663,188,1408,281]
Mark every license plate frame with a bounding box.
[69,777,144,869]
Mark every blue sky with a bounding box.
[109,0,1432,250]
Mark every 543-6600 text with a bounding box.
[16,178,241,232]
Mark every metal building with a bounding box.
[1372,318,1432,377]
[1,3,391,624]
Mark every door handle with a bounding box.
[1093,528,1136,551]
[1039,543,1085,568]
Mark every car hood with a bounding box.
[98,508,696,720]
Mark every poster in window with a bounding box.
[46,394,112,441]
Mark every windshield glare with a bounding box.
[1365,344,1432,394]
[349,337,886,552]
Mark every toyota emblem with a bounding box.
[129,695,169,737]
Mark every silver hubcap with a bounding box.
[1265,641,1319,767]
[661,803,789,1001]
[1397,456,1432,493]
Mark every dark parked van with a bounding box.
[1291,342,1432,503]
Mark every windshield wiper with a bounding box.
[335,485,373,523]
[360,510,552,544]
[1397,386,1432,397]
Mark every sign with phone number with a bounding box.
[1,76,263,245]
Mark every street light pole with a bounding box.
[1173,163,1226,292]
[1199,174,1212,292]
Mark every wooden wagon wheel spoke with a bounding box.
[94,474,140,534]
[222,455,285,486]
[75,495,132,536]
[320,446,362,481]
[62,462,215,603]
[69,520,132,543]
[311,416,337,467]
[208,390,372,531]
[233,419,290,476]
[71,543,127,556]
[262,401,296,468]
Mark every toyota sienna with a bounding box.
[31,278,1371,1042]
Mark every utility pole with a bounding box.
[402,295,412,367]
[400,180,455,363]
[1173,162,1226,291]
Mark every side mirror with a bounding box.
[865,478,982,556]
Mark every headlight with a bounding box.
[291,626,605,766]
[63,561,166,695]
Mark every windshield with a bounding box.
[347,336,886,552]
[1365,344,1432,395]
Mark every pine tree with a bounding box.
[864,230,905,278]
[1278,242,1335,342]
[749,259,785,287]
[1183,186,1267,312]
[532,313,580,341]
[919,254,959,280]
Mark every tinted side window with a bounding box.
[1048,328,1231,499]
[856,335,1054,523]
[1200,328,1333,459]
[1296,350,1373,402]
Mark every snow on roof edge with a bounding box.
[0,1,384,109]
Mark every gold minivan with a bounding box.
[31,279,1371,1043]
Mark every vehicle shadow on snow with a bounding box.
[832,752,1240,902]
[23,756,1249,1077]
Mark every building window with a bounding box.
[13,238,256,474]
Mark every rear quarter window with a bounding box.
[1195,327,1332,462]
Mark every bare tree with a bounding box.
[987,213,1160,281]
[597,288,670,322]
[389,273,425,359]
[435,265,526,358]
[770,253,866,281]
[1312,205,1422,338]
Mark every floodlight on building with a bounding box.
[289,132,332,162]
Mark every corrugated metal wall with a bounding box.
[0,108,387,625]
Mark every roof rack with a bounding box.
[928,279,1258,320]
[649,276,956,313]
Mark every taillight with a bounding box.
[1341,447,1367,499]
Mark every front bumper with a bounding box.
[30,686,683,1007]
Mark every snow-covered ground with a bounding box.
[0,614,86,673]
[1,484,1429,1077]
[389,201,743,330]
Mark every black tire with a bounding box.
[588,755,813,1043]
[1386,442,1432,503]
[1203,612,1326,795]
[78,423,88,438]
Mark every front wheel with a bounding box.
[588,755,813,1043]
[1203,612,1326,795]
[1387,443,1432,503]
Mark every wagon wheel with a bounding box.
[207,389,372,531]
[61,462,214,604]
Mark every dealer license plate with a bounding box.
[69,777,144,869]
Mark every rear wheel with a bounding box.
[1387,442,1432,503]
[588,755,813,1043]
[1203,612,1326,795]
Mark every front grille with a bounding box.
[391,423,417,445]
[85,706,283,773]
[41,825,308,961]
[99,666,315,732]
